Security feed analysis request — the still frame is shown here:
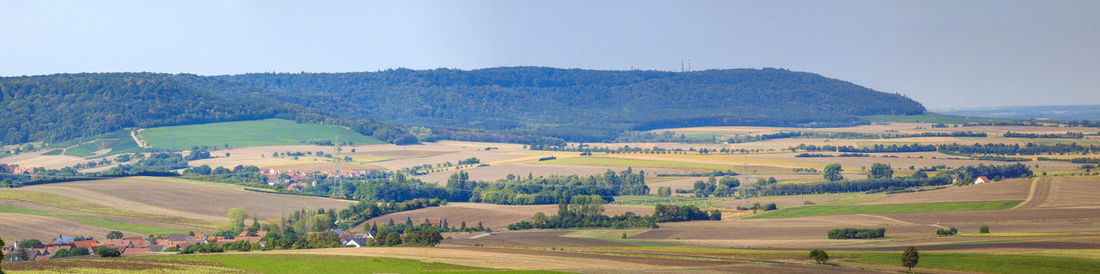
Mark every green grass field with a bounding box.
[536,156,736,172]
[748,200,1022,219]
[0,204,187,235]
[0,190,219,229]
[843,251,1100,273]
[139,119,384,150]
[592,246,1100,273]
[62,142,101,157]
[49,130,145,158]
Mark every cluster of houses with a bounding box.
[260,168,379,190]
[1,230,268,262]
[2,228,385,261]
[0,163,32,174]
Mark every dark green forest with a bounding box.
[216,67,925,141]
[0,67,926,146]
[0,73,414,145]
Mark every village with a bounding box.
[0,219,424,262]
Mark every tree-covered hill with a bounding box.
[0,67,925,146]
[216,67,924,141]
[0,73,413,146]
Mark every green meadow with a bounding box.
[139,118,383,150]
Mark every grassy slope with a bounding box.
[748,200,1022,219]
[0,190,219,229]
[0,204,186,235]
[62,142,101,157]
[843,251,1100,273]
[139,118,383,150]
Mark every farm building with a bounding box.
[344,238,368,248]
[974,176,991,184]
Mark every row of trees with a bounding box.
[447,169,649,205]
[653,205,721,222]
[508,195,657,230]
[794,143,938,153]
[827,228,886,239]
[937,143,1099,155]
[508,197,724,230]
[766,163,1032,196]
[733,131,985,144]
[1004,131,1084,139]
[689,176,741,197]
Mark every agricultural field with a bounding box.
[534,156,739,172]
[138,118,384,150]
[4,121,1100,273]
[12,177,354,222]
[0,176,356,242]
[1,253,540,273]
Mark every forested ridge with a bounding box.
[0,67,925,146]
[217,67,925,141]
[0,73,414,145]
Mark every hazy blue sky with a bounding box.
[2,0,1098,109]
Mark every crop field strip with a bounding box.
[1,253,544,273]
[0,204,186,235]
[0,189,220,228]
[748,200,1023,219]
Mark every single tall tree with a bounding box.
[901,246,920,272]
[106,231,124,239]
[870,163,893,179]
[809,249,829,264]
[824,164,844,181]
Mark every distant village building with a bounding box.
[974,176,991,184]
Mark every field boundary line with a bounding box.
[131,128,151,148]
[1013,177,1045,209]
[857,214,923,227]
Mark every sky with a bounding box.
[1,0,1098,109]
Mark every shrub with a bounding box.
[980,225,990,234]
[106,231,124,239]
[763,203,778,211]
[95,246,121,257]
[936,227,958,236]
